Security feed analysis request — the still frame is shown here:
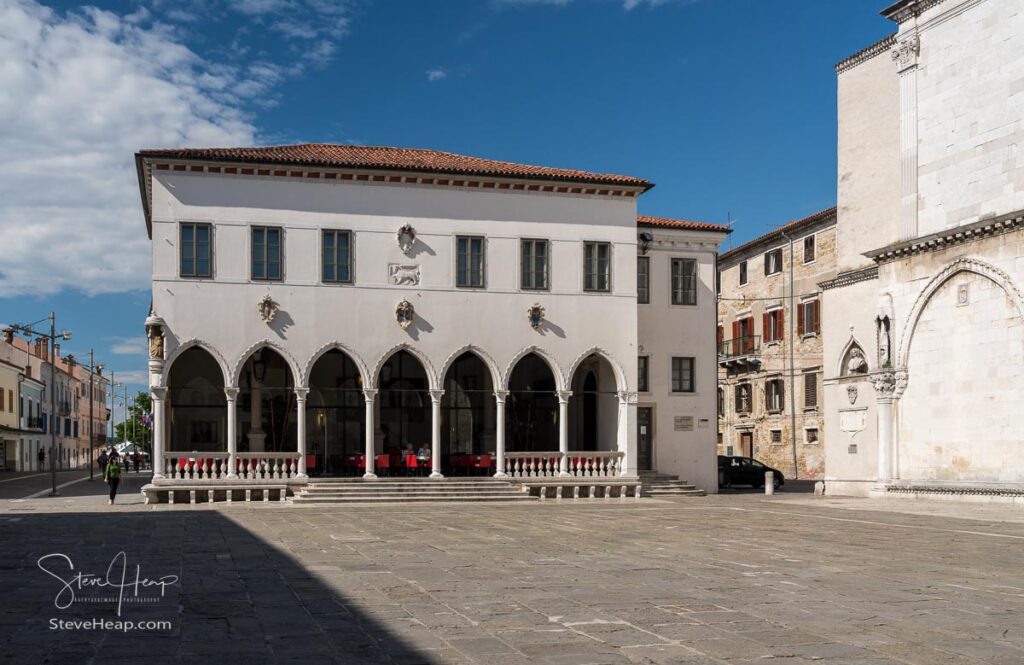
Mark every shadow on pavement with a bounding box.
[0,510,437,664]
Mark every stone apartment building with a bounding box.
[716,207,837,479]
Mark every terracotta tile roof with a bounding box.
[137,144,653,190]
[637,215,731,234]
[719,206,837,262]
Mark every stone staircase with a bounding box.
[638,472,705,498]
[292,477,537,504]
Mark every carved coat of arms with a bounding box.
[396,299,415,330]
[258,294,278,324]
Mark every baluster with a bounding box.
[515,458,522,478]
[198,458,206,479]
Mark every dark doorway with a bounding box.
[582,372,598,451]
[507,353,558,452]
[378,351,430,453]
[441,352,495,464]
[307,349,365,476]
[637,407,653,471]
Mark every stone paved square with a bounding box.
[1,492,1023,664]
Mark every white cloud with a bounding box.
[426,68,448,82]
[0,0,257,297]
[108,336,148,356]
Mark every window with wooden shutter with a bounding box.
[765,378,784,413]
[797,302,805,335]
[812,299,821,334]
[764,248,782,275]
[776,309,784,341]
[804,373,817,409]
[763,312,771,341]
[764,309,783,343]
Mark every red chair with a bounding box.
[473,454,493,476]
[375,454,391,476]
[404,454,419,476]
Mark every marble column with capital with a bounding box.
[557,390,572,477]
[224,387,238,478]
[871,369,906,484]
[151,387,167,479]
[493,390,509,477]
[363,389,378,479]
[294,388,308,478]
[429,389,444,478]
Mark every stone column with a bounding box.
[557,390,572,477]
[225,387,238,478]
[429,389,444,478]
[893,35,920,241]
[151,387,166,479]
[871,370,898,484]
[295,388,308,479]
[617,391,638,477]
[363,389,377,479]
[493,390,509,477]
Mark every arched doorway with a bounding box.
[238,348,296,453]
[441,352,496,474]
[307,349,365,476]
[166,347,226,453]
[506,353,558,452]
[378,350,430,455]
[568,354,621,454]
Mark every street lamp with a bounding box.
[9,313,71,497]
[80,350,105,481]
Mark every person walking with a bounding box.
[37,448,45,471]
[104,453,122,505]
[133,451,141,473]
[98,450,108,476]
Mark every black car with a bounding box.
[718,455,785,490]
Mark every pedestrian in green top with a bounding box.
[105,453,122,505]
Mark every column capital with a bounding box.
[294,387,309,400]
[429,389,445,403]
[870,369,908,402]
[891,34,920,73]
[557,390,573,403]
[493,390,510,403]
[151,387,167,401]
[362,389,378,402]
[224,387,239,401]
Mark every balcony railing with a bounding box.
[719,335,760,358]
[25,416,44,430]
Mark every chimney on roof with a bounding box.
[2,328,12,344]
[34,338,44,358]
[66,354,75,369]
[53,343,61,360]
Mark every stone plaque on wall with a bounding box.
[839,408,867,434]
[674,416,694,432]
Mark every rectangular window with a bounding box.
[797,299,821,335]
[637,256,650,304]
[806,428,819,444]
[251,226,282,281]
[764,248,783,275]
[770,429,782,444]
[804,235,816,263]
[763,308,784,343]
[735,383,752,414]
[584,242,611,292]
[670,357,695,393]
[638,356,649,392]
[520,239,549,290]
[716,269,721,295]
[670,258,697,306]
[456,236,485,288]
[180,222,212,278]
[718,388,724,416]
[739,260,748,286]
[322,230,353,283]
[804,373,818,409]
[765,378,784,413]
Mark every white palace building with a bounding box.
[135,145,729,501]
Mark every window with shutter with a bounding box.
[797,302,805,335]
[804,373,817,409]
[813,299,821,334]
[739,261,748,286]
[764,248,782,275]
[803,235,815,263]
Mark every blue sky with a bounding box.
[0,0,895,398]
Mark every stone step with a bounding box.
[303,484,520,492]
[300,488,528,497]
[306,477,500,483]
[643,489,706,496]
[293,494,535,504]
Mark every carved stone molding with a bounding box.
[870,370,897,398]
[439,345,501,389]
[396,299,415,330]
[502,345,564,392]
[301,341,370,389]
[565,346,627,393]
[257,294,278,324]
[891,35,920,72]
[389,264,420,286]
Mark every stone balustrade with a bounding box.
[503,451,624,478]
[162,452,303,481]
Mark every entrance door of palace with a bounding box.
[637,407,653,471]
[739,431,753,458]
